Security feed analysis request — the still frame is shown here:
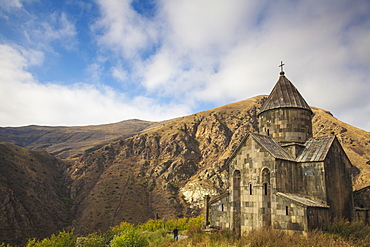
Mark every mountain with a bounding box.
[0,95,369,245]
[0,143,70,246]
[0,119,169,159]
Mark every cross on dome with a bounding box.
[279,61,285,75]
[279,61,285,72]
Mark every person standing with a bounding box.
[173,227,179,241]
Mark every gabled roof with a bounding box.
[250,133,294,161]
[296,136,335,162]
[258,72,312,115]
[209,191,229,205]
[276,192,329,208]
[226,132,295,165]
[226,133,339,165]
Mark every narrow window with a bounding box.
[285,206,289,216]
[264,183,268,195]
[249,183,253,195]
[221,204,224,211]
[267,129,270,136]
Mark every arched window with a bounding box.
[262,168,270,195]
[262,168,270,182]
[267,129,270,136]
[286,206,289,216]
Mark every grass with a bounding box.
[2,217,370,246]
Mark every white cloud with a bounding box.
[0,44,191,126]
[86,63,103,83]
[93,0,159,58]
[111,66,128,82]
[23,11,77,51]
[161,0,252,50]
[2,0,23,10]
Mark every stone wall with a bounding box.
[273,195,307,231]
[259,108,312,143]
[228,137,276,232]
[210,195,230,229]
[324,138,354,220]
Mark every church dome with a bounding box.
[258,71,312,116]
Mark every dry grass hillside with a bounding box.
[0,119,168,159]
[0,143,70,246]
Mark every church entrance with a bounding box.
[233,170,241,235]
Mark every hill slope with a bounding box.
[0,143,70,246]
[0,119,167,159]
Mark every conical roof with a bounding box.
[258,72,312,115]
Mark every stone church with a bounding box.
[206,66,354,234]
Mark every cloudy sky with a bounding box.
[0,0,369,131]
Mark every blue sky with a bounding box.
[0,0,369,131]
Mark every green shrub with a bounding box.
[75,232,106,247]
[138,219,165,232]
[164,215,203,231]
[111,230,148,247]
[26,230,76,247]
[186,215,203,228]
[110,221,135,235]
[145,229,172,246]
[164,218,188,231]
[0,243,12,247]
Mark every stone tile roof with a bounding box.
[258,73,312,115]
[251,133,295,161]
[276,192,330,208]
[297,136,335,162]
[209,191,229,204]
[227,133,336,165]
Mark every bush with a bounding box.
[145,229,172,247]
[26,230,76,247]
[75,232,106,247]
[187,224,202,237]
[328,219,370,244]
[164,215,203,231]
[0,244,12,247]
[110,221,135,235]
[164,218,188,231]
[138,219,165,232]
[111,230,148,247]
[186,215,203,228]
[328,219,368,239]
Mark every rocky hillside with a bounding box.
[0,95,369,245]
[0,143,70,246]
[0,119,167,159]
